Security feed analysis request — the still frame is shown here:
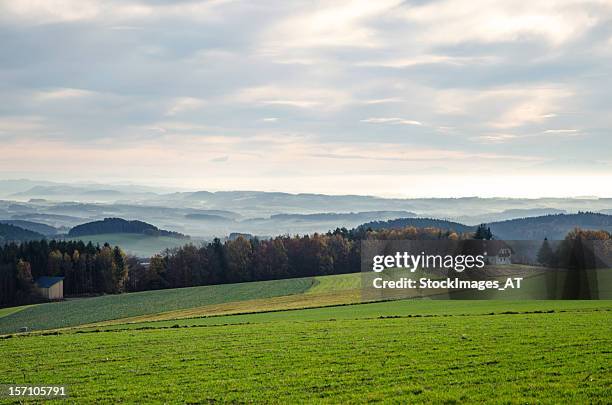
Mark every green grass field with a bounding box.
[1,300,610,403]
[308,272,362,294]
[0,278,314,334]
[65,233,192,257]
[74,299,611,331]
[2,267,610,335]
[1,268,610,403]
[0,306,28,319]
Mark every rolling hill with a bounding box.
[0,223,44,243]
[359,212,612,240]
[68,217,187,239]
[488,212,612,240]
[359,217,473,233]
[0,277,317,334]
[0,219,58,236]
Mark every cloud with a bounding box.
[0,0,229,25]
[35,88,95,101]
[0,116,47,134]
[231,86,352,110]
[474,128,583,143]
[165,97,207,116]
[0,0,610,195]
[543,129,579,134]
[261,0,402,51]
[356,55,498,68]
[361,117,424,126]
[399,0,606,46]
[475,134,520,143]
[210,155,229,163]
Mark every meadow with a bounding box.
[0,277,315,334]
[2,268,610,334]
[0,300,610,403]
[0,269,610,403]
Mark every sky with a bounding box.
[0,0,611,197]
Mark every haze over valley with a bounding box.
[1,180,611,247]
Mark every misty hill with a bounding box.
[12,185,107,197]
[270,211,416,222]
[166,191,612,219]
[359,217,473,233]
[0,220,58,236]
[488,212,612,240]
[455,208,567,226]
[359,213,612,240]
[185,213,233,222]
[0,223,44,243]
[68,218,188,239]
[235,211,419,236]
[10,213,86,229]
[6,183,168,202]
[2,180,612,237]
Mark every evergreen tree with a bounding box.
[537,238,554,267]
[474,224,493,240]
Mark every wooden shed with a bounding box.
[35,276,64,300]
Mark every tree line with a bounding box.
[537,228,611,269]
[0,226,461,307]
[537,228,611,299]
[3,225,607,308]
[0,240,128,307]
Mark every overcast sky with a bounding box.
[1,0,611,197]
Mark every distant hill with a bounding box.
[357,212,612,240]
[68,218,188,239]
[185,213,234,222]
[270,211,416,222]
[488,212,612,240]
[0,223,44,243]
[455,208,567,225]
[358,217,473,233]
[0,220,58,236]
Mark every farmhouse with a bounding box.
[35,276,64,300]
[483,241,513,265]
[458,240,513,265]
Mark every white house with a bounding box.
[486,247,512,265]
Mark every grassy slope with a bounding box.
[308,272,361,294]
[65,233,190,257]
[2,266,610,334]
[0,278,314,334]
[0,272,365,334]
[1,302,609,403]
[0,306,28,319]
[77,299,612,331]
[70,289,363,329]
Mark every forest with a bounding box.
[0,225,610,308]
[68,217,187,238]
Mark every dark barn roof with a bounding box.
[35,276,64,288]
[458,240,513,256]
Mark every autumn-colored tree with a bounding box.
[112,246,129,293]
[16,259,34,291]
[148,254,167,290]
[47,250,63,275]
[226,237,253,283]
